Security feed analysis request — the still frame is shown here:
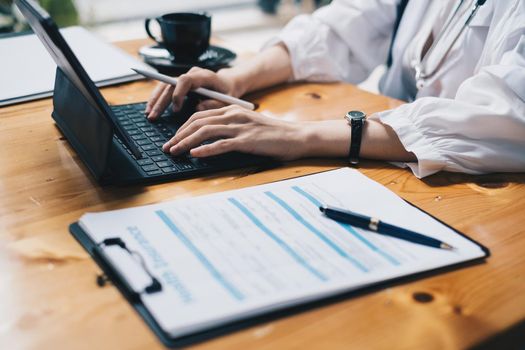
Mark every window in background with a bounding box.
[1,0,380,92]
[1,0,325,49]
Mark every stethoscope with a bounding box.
[412,0,487,89]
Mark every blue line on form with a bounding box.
[291,186,401,266]
[265,191,368,272]
[227,198,328,282]
[155,210,245,301]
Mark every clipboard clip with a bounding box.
[96,237,162,295]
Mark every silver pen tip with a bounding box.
[441,242,455,250]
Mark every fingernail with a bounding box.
[170,145,178,154]
[162,142,170,152]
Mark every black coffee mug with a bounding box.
[145,13,211,63]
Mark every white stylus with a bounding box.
[132,68,256,111]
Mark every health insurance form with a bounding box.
[79,168,486,337]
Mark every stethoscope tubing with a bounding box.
[414,0,486,86]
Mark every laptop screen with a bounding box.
[15,0,109,118]
[15,0,142,179]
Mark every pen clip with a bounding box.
[96,237,162,295]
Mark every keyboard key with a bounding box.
[156,161,172,168]
[137,139,151,146]
[154,142,165,147]
[127,129,140,135]
[132,134,147,140]
[120,120,131,126]
[190,157,207,167]
[152,155,167,162]
[146,150,163,156]
[141,164,159,172]
[145,131,157,137]
[136,122,147,128]
[146,169,163,176]
[141,126,154,132]
[162,166,178,173]
[150,136,164,142]
[176,163,194,171]
[137,158,153,166]
[141,144,156,151]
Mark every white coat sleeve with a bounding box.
[265,0,399,83]
[374,33,525,178]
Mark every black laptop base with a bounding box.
[112,104,276,185]
[50,66,274,186]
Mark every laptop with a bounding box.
[15,0,271,185]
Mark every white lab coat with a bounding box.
[271,0,525,178]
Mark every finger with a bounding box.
[176,105,234,136]
[145,83,168,115]
[175,105,249,143]
[163,113,239,152]
[172,69,226,111]
[168,125,238,155]
[171,74,193,112]
[196,99,227,111]
[190,139,239,158]
[148,85,174,120]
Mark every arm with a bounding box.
[302,119,416,161]
[277,0,398,83]
[161,29,525,171]
[222,43,293,98]
[148,0,413,164]
[162,106,415,162]
[146,0,399,118]
[145,44,292,119]
[374,36,525,177]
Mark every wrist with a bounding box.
[217,68,249,98]
[301,120,351,158]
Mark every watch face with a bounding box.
[346,110,366,121]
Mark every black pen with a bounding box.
[320,205,455,250]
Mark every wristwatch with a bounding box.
[344,110,366,166]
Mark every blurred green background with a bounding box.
[0,0,78,33]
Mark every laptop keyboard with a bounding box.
[111,102,208,177]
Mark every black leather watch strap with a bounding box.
[345,111,366,166]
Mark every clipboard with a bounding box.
[69,195,489,348]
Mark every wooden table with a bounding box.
[1,39,524,350]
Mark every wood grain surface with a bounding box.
[0,39,524,350]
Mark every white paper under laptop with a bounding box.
[0,26,150,107]
[78,168,487,338]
